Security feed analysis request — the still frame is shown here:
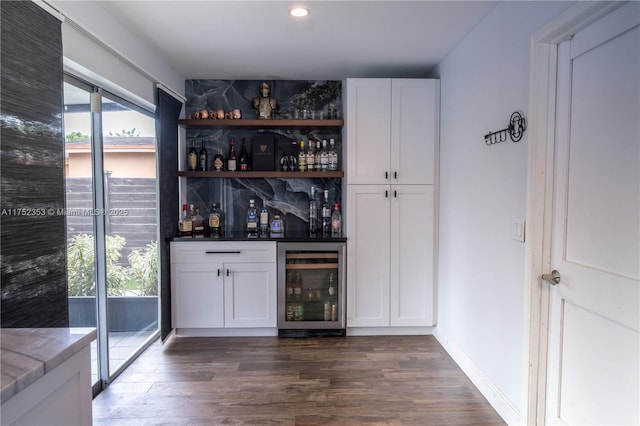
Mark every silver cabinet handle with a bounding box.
[542,270,561,285]
[206,251,241,254]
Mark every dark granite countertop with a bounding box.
[171,232,347,243]
[1,328,96,403]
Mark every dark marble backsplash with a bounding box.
[184,80,343,235]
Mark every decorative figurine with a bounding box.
[252,82,278,119]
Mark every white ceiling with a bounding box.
[97,1,497,80]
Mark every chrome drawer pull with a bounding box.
[205,251,241,254]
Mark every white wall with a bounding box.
[48,1,184,109]
[433,1,572,424]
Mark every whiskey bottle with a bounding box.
[192,206,205,238]
[306,140,315,172]
[320,139,329,172]
[208,202,225,238]
[328,138,338,171]
[308,186,319,237]
[321,189,331,236]
[178,203,192,237]
[227,137,237,171]
[213,146,224,171]
[187,140,198,171]
[298,140,307,172]
[246,199,258,238]
[198,140,208,171]
[331,202,342,237]
[239,138,250,171]
[315,140,322,171]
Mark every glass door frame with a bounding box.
[64,74,160,396]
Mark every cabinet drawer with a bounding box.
[171,241,276,264]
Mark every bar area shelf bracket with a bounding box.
[484,111,526,146]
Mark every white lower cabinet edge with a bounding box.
[346,326,436,337]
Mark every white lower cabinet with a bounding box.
[171,241,277,334]
[347,184,435,330]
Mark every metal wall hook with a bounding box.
[485,111,526,146]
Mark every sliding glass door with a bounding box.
[64,75,159,393]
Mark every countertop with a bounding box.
[172,233,347,243]
[0,327,96,403]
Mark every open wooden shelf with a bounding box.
[178,170,344,179]
[178,119,344,129]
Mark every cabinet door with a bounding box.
[390,185,435,326]
[346,79,392,185]
[223,262,276,328]
[346,185,391,327]
[171,263,224,328]
[391,79,439,185]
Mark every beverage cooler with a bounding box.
[277,242,346,336]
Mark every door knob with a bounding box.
[542,270,561,285]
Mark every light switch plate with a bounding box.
[512,218,525,242]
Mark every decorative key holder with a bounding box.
[484,111,526,146]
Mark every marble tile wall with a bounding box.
[184,80,343,235]
[0,2,67,327]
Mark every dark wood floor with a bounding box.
[92,335,506,425]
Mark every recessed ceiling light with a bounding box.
[290,7,309,17]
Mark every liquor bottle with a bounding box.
[315,140,322,171]
[328,138,338,171]
[178,203,192,237]
[306,140,315,172]
[331,202,342,237]
[298,140,307,172]
[288,151,298,172]
[280,152,289,171]
[192,206,205,238]
[213,146,224,171]
[187,140,198,171]
[286,272,294,300]
[259,200,269,238]
[270,213,284,238]
[227,137,237,171]
[208,202,225,238]
[246,199,258,238]
[320,139,329,172]
[321,189,332,236]
[308,186,319,237]
[239,138,250,171]
[198,140,208,171]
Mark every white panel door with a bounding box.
[223,262,276,328]
[171,263,224,328]
[390,185,435,326]
[391,79,438,185]
[346,79,392,185]
[546,4,639,425]
[346,185,391,327]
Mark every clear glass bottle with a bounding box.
[198,140,208,171]
[321,189,331,236]
[270,213,284,238]
[239,138,249,171]
[227,137,237,171]
[259,200,269,238]
[246,199,258,238]
[192,206,205,238]
[306,140,315,172]
[208,202,225,238]
[298,140,306,172]
[331,202,342,237]
[178,203,192,237]
[315,141,322,170]
[320,139,329,172]
[308,186,319,237]
[187,140,198,171]
[328,138,338,171]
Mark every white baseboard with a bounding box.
[347,326,435,336]
[434,329,520,425]
[174,328,278,337]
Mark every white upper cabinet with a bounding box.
[346,78,439,185]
